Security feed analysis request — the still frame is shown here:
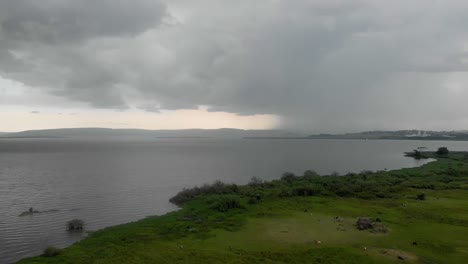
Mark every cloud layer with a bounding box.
[1,0,468,132]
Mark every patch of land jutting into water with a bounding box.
[19,150,468,264]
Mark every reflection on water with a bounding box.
[1,138,466,263]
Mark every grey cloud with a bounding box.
[137,103,161,113]
[0,0,167,43]
[1,0,468,132]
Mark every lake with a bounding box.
[1,138,467,263]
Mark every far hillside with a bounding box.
[309,130,468,141]
[1,128,303,139]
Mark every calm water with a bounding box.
[1,138,467,263]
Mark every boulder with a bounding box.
[356,217,373,230]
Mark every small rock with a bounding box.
[398,255,407,261]
[356,217,373,230]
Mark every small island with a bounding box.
[19,149,468,263]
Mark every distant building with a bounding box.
[405,130,431,137]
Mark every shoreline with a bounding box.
[18,151,468,263]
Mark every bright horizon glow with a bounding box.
[0,109,281,132]
[0,76,281,132]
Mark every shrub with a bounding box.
[335,187,353,197]
[417,193,426,200]
[211,195,244,212]
[248,176,264,187]
[436,147,449,156]
[170,181,239,205]
[294,186,321,196]
[277,187,294,198]
[43,246,61,257]
[67,219,84,231]
[303,170,319,178]
[280,172,297,184]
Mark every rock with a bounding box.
[356,217,373,230]
[333,216,344,222]
[19,209,40,217]
[398,255,407,261]
[356,217,386,233]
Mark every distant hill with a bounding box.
[1,128,304,139]
[309,130,468,141]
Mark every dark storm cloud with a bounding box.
[1,0,468,132]
[0,0,167,43]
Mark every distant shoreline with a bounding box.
[244,136,468,141]
[0,136,65,139]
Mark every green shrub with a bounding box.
[248,176,264,187]
[211,195,244,212]
[67,219,84,231]
[303,170,319,178]
[280,172,298,184]
[294,186,321,196]
[335,187,353,197]
[170,181,239,205]
[277,187,294,198]
[436,147,449,155]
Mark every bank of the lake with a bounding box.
[18,151,468,264]
[3,138,442,263]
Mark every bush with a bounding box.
[436,147,449,155]
[43,246,61,257]
[335,187,353,197]
[294,186,321,196]
[170,181,239,205]
[277,187,294,198]
[211,195,243,212]
[67,219,84,231]
[303,170,319,177]
[417,193,426,200]
[248,176,264,187]
[280,172,297,184]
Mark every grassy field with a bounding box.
[19,151,468,263]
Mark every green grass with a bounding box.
[19,152,468,263]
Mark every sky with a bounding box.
[1,0,468,133]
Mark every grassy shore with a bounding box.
[19,151,468,263]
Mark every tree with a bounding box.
[436,147,449,155]
[281,172,297,183]
[248,176,263,187]
[303,170,319,177]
